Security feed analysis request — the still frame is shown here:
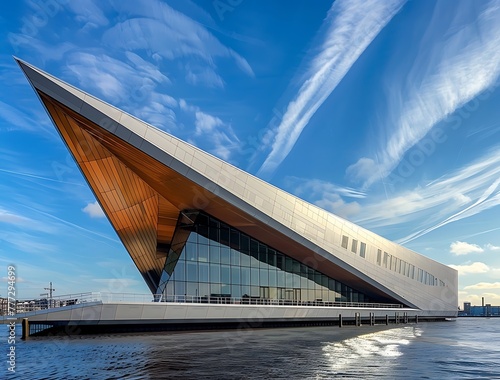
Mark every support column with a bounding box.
[339,314,343,328]
[22,318,29,340]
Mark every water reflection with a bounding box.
[322,326,418,375]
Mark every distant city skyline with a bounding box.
[1,0,500,306]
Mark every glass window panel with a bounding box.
[220,246,230,264]
[230,229,240,250]
[230,248,240,266]
[285,272,294,288]
[241,267,250,285]
[240,251,250,267]
[307,267,315,281]
[187,282,198,297]
[220,224,230,246]
[260,268,269,286]
[221,284,231,295]
[258,244,267,267]
[250,239,259,255]
[210,283,221,296]
[221,265,231,284]
[250,286,260,297]
[185,242,197,261]
[268,249,277,267]
[292,260,301,274]
[277,254,285,271]
[321,274,329,288]
[209,219,219,242]
[174,260,185,281]
[209,245,220,263]
[277,270,285,287]
[269,269,277,287]
[301,275,308,289]
[377,249,382,265]
[231,285,242,298]
[199,283,209,298]
[197,226,209,245]
[328,278,336,291]
[285,257,293,272]
[292,273,301,288]
[231,266,241,285]
[251,267,259,286]
[250,253,260,268]
[240,235,250,253]
[315,272,322,287]
[198,244,209,262]
[175,281,185,296]
[241,285,250,298]
[199,263,209,282]
[210,263,220,283]
[187,232,197,244]
[186,262,198,282]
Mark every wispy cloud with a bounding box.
[347,1,500,188]
[65,51,177,131]
[179,99,240,161]
[64,0,109,29]
[450,241,484,255]
[294,146,500,243]
[485,243,500,251]
[286,177,365,219]
[102,0,254,80]
[257,0,406,177]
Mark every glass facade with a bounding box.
[157,211,381,304]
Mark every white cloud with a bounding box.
[257,0,406,177]
[450,241,484,255]
[82,201,105,218]
[179,100,240,161]
[348,1,500,188]
[64,0,109,28]
[448,262,489,275]
[485,243,500,251]
[287,177,364,219]
[464,282,500,290]
[65,51,177,131]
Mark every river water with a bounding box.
[2,318,499,379]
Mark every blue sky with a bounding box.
[1,0,500,307]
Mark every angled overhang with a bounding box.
[17,58,457,310]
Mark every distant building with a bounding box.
[459,301,500,317]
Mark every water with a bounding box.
[2,318,499,379]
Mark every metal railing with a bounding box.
[13,292,403,313]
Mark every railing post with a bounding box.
[339,314,343,328]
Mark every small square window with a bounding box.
[341,235,349,249]
[360,242,366,258]
[351,239,358,253]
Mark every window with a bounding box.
[377,249,382,265]
[383,252,390,268]
[351,239,358,253]
[341,235,349,249]
[360,242,366,258]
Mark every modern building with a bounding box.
[11,58,458,335]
